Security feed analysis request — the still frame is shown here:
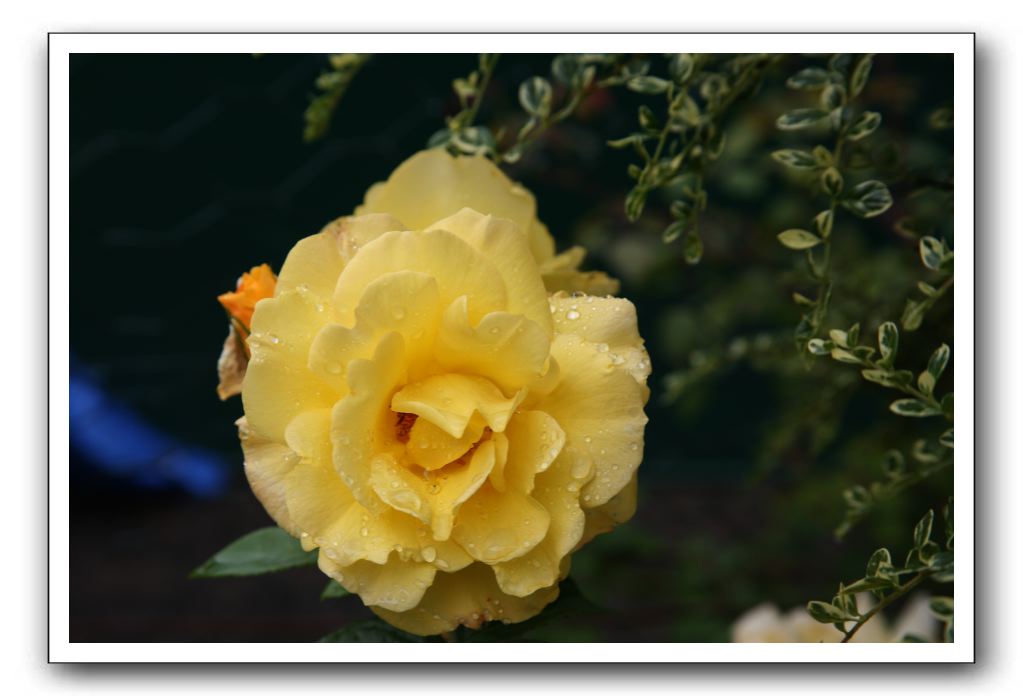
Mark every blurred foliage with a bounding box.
[230,52,957,642]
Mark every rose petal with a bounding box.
[370,562,560,636]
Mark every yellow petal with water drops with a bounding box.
[370,562,560,636]
[368,452,433,526]
[283,408,333,465]
[549,292,651,391]
[539,332,648,508]
[331,331,408,512]
[282,456,357,551]
[406,414,485,472]
[527,219,556,266]
[275,213,407,302]
[242,290,338,441]
[371,439,496,541]
[308,271,440,389]
[320,554,437,613]
[425,209,552,335]
[501,410,566,494]
[356,149,538,236]
[238,417,301,536]
[435,296,550,394]
[391,373,524,439]
[304,482,472,570]
[580,473,638,546]
[493,447,588,597]
[333,229,507,328]
[452,482,550,564]
[539,246,621,297]
[487,431,510,492]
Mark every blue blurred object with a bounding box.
[70,355,229,497]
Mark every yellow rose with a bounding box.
[237,149,650,635]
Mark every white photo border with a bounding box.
[49,32,974,663]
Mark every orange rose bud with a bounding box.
[218,264,277,329]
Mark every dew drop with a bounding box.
[570,458,589,480]
[566,310,580,321]
[422,546,437,562]
[484,529,517,559]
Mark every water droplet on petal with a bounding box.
[422,546,437,562]
[566,310,580,321]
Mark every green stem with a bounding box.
[463,54,499,129]
[841,571,930,643]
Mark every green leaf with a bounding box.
[882,450,906,477]
[807,600,852,624]
[939,428,954,448]
[890,399,941,417]
[624,187,647,222]
[814,209,834,239]
[842,180,893,218]
[321,579,351,600]
[920,237,945,270]
[821,167,844,196]
[626,75,670,94]
[930,107,954,130]
[929,597,954,620]
[828,329,849,347]
[518,77,553,119]
[190,527,315,578]
[683,231,704,265]
[847,111,881,141]
[637,104,659,131]
[901,299,926,331]
[426,128,452,148]
[914,510,935,549]
[831,347,862,364]
[771,148,818,169]
[917,370,936,396]
[849,54,874,97]
[777,108,829,130]
[877,321,899,366]
[844,576,896,593]
[820,84,846,111]
[606,133,651,150]
[866,548,893,577]
[807,338,831,356]
[661,220,686,244]
[941,392,954,419]
[450,126,497,156]
[786,67,829,90]
[320,620,435,642]
[777,228,822,250]
[668,53,696,83]
[927,344,951,384]
[551,54,580,86]
[861,369,902,388]
[829,54,853,74]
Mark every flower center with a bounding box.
[394,412,418,443]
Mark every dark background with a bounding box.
[70,53,954,642]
